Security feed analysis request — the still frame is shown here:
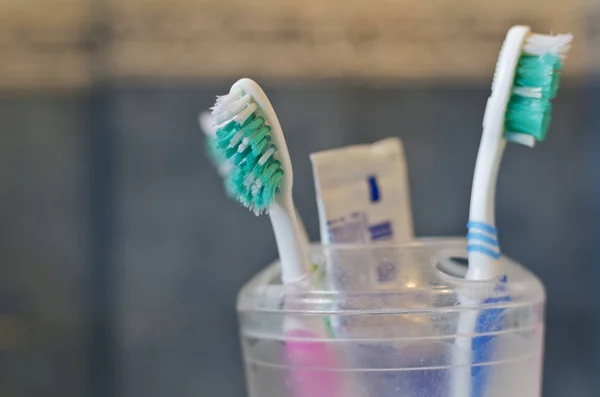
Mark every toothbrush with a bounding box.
[200,110,311,245]
[210,78,338,397]
[210,78,308,281]
[453,26,572,397]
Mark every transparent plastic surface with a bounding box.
[237,238,545,397]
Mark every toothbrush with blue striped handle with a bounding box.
[453,26,572,397]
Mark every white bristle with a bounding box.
[238,137,250,153]
[504,132,537,147]
[214,118,232,131]
[523,33,573,57]
[243,173,256,189]
[216,89,242,105]
[251,179,263,195]
[212,93,252,125]
[512,86,542,99]
[223,94,252,122]
[258,146,276,166]
[250,205,264,216]
[234,102,258,125]
[228,130,245,148]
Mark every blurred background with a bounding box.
[0,0,597,396]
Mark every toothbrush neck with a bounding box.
[270,195,310,284]
[469,131,507,227]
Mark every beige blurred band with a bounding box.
[0,0,593,89]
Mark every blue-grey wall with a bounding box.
[0,82,596,396]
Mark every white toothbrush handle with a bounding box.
[271,194,311,284]
[456,95,506,397]
[452,300,479,397]
[467,132,505,280]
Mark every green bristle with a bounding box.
[504,52,563,143]
[203,124,237,200]
[505,96,552,141]
[253,136,271,157]
[513,54,562,98]
[213,106,283,214]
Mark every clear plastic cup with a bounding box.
[237,238,545,397]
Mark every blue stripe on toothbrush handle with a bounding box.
[466,232,499,247]
[467,222,498,235]
[467,222,501,259]
[471,290,511,397]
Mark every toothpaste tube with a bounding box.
[311,138,432,397]
[310,137,414,246]
[310,137,415,291]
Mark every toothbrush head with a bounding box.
[490,26,572,147]
[211,79,291,215]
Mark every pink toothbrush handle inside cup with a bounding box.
[285,329,339,397]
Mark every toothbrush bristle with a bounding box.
[201,111,233,177]
[503,32,572,145]
[522,34,572,57]
[211,90,283,215]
